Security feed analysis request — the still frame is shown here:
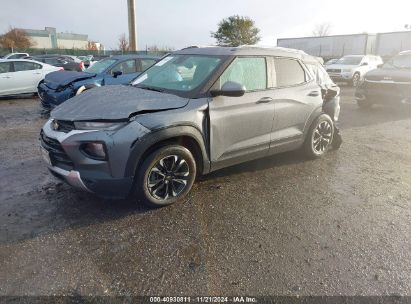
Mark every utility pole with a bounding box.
[127,0,137,51]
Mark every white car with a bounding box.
[0,59,62,97]
[326,55,383,86]
[2,52,29,59]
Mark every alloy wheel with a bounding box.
[312,121,333,154]
[147,155,190,200]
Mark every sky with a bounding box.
[0,0,410,50]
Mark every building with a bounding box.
[21,27,89,49]
[277,31,411,59]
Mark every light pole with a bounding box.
[127,0,138,51]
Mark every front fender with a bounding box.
[125,125,210,177]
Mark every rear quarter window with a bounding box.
[274,58,306,87]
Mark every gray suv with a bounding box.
[40,46,341,207]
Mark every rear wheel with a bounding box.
[352,72,361,87]
[303,114,334,159]
[135,145,197,208]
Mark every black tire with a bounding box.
[357,98,373,109]
[303,114,334,159]
[134,145,196,208]
[352,72,361,87]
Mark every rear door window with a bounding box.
[274,58,306,87]
[0,62,12,73]
[219,57,267,91]
[13,61,42,72]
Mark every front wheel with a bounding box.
[134,145,197,208]
[303,114,334,159]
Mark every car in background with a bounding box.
[38,54,159,109]
[40,46,340,207]
[1,52,29,59]
[355,50,411,108]
[324,58,338,66]
[77,55,97,68]
[26,55,85,72]
[0,59,62,97]
[326,55,383,86]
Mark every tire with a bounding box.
[303,114,334,159]
[352,72,361,87]
[134,145,197,208]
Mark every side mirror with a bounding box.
[361,62,368,66]
[112,71,122,78]
[210,81,246,97]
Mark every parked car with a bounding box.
[27,55,85,72]
[40,46,341,207]
[1,52,29,59]
[326,55,383,86]
[0,59,62,97]
[355,50,411,108]
[77,55,97,68]
[38,55,159,110]
[324,59,338,66]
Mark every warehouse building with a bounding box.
[21,27,89,49]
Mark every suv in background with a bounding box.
[355,50,411,108]
[326,55,383,86]
[1,52,29,59]
[40,47,341,207]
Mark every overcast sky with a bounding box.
[0,0,410,50]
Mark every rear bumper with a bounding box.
[355,81,411,104]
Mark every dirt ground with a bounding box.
[0,87,410,296]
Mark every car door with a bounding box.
[209,56,275,170]
[0,61,13,96]
[269,57,323,153]
[104,59,139,85]
[12,61,44,94]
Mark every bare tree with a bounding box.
[87,41,98,51]
[0,27,35,51]
[118,33,129,53]
[312,23,332,37]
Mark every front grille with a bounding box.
[55,120,75,133]
[40,130,74,170]
[327,69,341,73]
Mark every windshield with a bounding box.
[384,54,411,69]
[336,56,363,65]
[84,58,116,74]
[132,55,223,93]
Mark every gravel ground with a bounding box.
[0,88,410,296]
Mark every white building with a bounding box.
[21,27,89,49]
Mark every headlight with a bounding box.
[74,121,126,131]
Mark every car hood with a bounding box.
[326,64,357,70]
[43,71,97,90]
[365,68,411,82]
[51,85,189,121]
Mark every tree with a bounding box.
[87,41,98,51]
[312,23,332,37]
[0,27,34,51]
[118,33,129,53]
[211,15,261,47]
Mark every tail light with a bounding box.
[80,62,85,71]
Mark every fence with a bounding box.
[0,48,168,57]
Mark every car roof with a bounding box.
[399,50,411,55]
[107,54,160,60]
[0,58,45,65]
[174,45,322,64]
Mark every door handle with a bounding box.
[256,97,273,104]
[307,91,320,97]
[2,76,11,79]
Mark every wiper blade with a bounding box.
[135,85,164,93]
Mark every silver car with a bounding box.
[40,46,341,207]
